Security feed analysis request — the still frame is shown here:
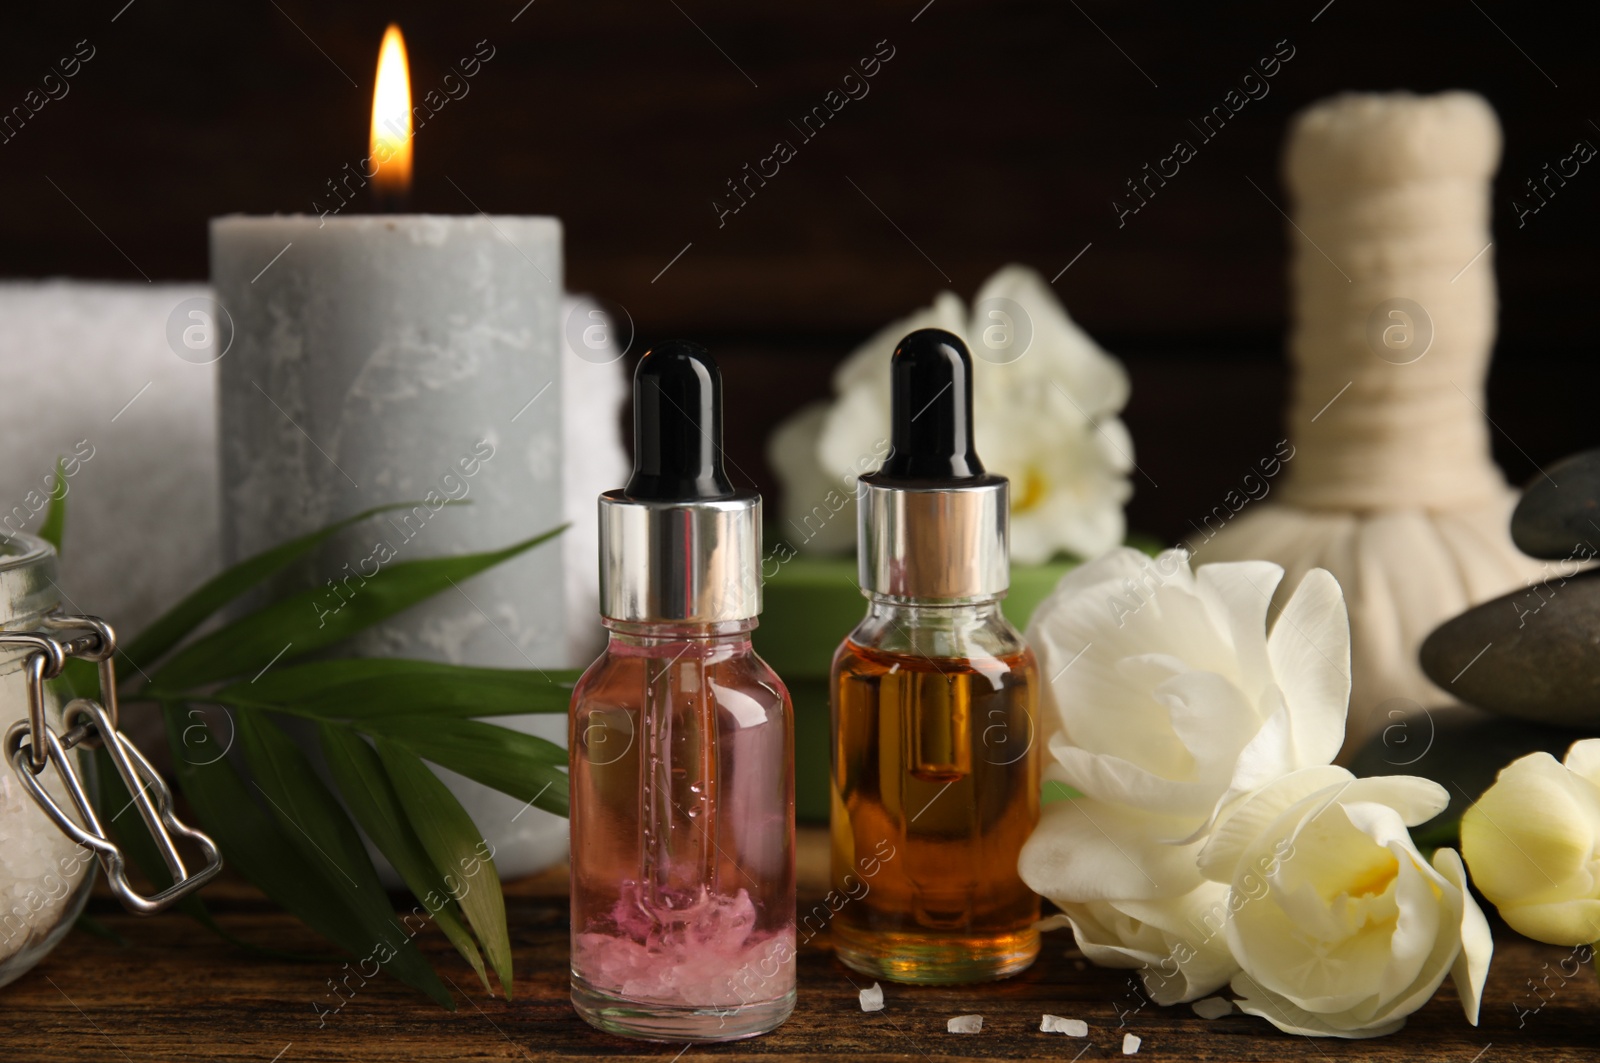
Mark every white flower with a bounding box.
[1041,884,1240,1005]
[764,401,860,555]
[1019,548,1349,902]
[769,265,1133,563]
[1198,767,1492,1038]
[1019,545,1493,1036]
[1461,739,1600,946]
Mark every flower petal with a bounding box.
[1019,797,1205,902]
[1198,766,1353,883]
[1230,972,1406,1039]
[1047,733,1212,820]
[1344,775,1451,829]
[816,382,891,483]
[1461,752,1594,902]
[832,291,965,393]
[1433,847,1493,1026]
[971,264,1130,415]
[1265,567,1351,767]
[1563,738,1600,788]
[1225,685,1298,800]
[766,401,858,555]
[1158,668,1262,791]
[1034,547,1185,625]
[1372,840,1445,1006]
[1350,848,1465,1032]
[1048,886,1239,1005]
[1498,899,1600,946]
[1193,560,1283,695]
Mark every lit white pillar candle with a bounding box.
[208,25,567,876]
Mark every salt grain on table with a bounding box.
[1123,1032,1142,1054]
[947,1015,983,1034]
[1192,996,1233,1019]
[859,983,884,1012]
[1040,1015,1088,1036]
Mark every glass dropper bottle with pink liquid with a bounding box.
[568,340,796,1041]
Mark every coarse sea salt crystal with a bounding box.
[859,983,884,1012]
[571,886,793,1008]
[1123,1032,1142,1054]
[1040,1015,1088,1036]
[947,1014,983,1034]
[1192,996,1233,1019]
[0,765,91,964]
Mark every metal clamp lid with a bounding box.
[2,614,223,915]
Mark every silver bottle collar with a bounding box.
[856,475,1009,600]
[598,491,762,623]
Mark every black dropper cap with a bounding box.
[876,328,986,482]
[856,326,1007,597]
[624,340,736,501]
[599,341,759,622]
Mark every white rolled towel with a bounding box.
[0,281,627,878]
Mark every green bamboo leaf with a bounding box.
[151,525,566,692]
[200,659,580,720]
[374,738,515,1000]
[357,716,569,817]
[228,710,454,1007]
[319,723,490,992]
[163,706,450,1001]
[57,658,98,699]
[124,502,447,678]
[39,460,66,552]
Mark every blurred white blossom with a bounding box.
[767,266,1133,563]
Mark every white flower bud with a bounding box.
[1462,739,1600,947]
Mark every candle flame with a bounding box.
[370,24,412,197]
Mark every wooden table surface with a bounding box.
[5,830,1597,1062]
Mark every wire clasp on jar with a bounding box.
[2,613,222,915]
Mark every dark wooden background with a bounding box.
[2,0,1596,543]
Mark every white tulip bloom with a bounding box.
[1198,767,1492,1038]
[1461,739,1600,947]
[1020,547,1350,900]
[770,265,1133,564]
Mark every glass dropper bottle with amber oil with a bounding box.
[829,328,1040,983]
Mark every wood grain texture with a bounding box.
[5,829,1597,1061]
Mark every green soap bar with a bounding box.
[753,555,1080,678]
[789,676,833,824]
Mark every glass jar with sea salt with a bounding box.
[0,533,222,987]
[0,536,95,986]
